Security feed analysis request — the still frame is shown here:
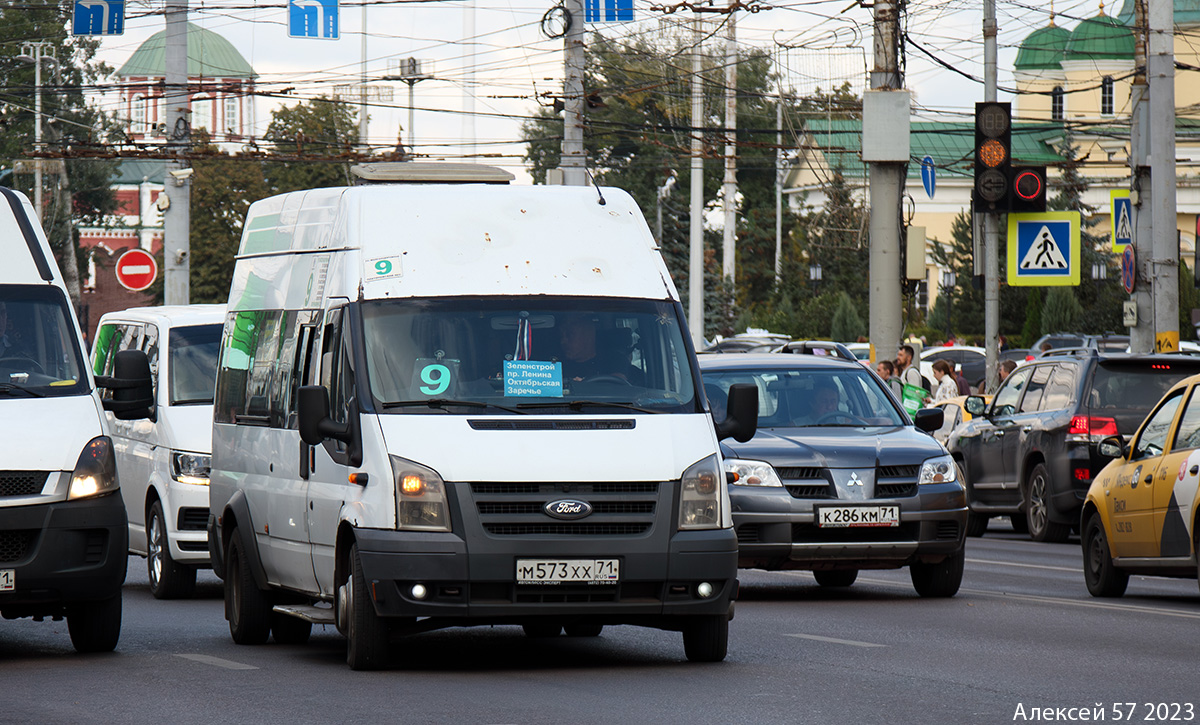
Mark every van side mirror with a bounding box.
[297,385,352,445]
[715,383,758,443]
[964,395,987,417]
[912,407,945,434]
[96,349,155,421]
[1097,435,1127,460]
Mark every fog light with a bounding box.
[697,582,714,598]
[411,584,428,600]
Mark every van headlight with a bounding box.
[724,458,782,487]
[390,455,451,532]
[918,454,958,485]
[679,454,722,530]
[68,436,119,500]
[171,451,211,485]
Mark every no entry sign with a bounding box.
[115,248,157,291]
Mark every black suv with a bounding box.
[948,351,1200,541]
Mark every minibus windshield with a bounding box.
[0,285,88,397]
[361,296,700,414]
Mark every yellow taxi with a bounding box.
[1081,373,1200,597]
[930,395,991,446]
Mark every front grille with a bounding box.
[879,465,920,478]
[786,483,836,499]
[471,482,658,495]
[469,419,635,431]
[477,502,655,515]
[0,471,47,497]
[470,480,661,538]
[0,530,36,563]
[792,522,920,544]
[875,482,918,498]
[483,523,651,536]
[177,507,209,531]
[777,467,822,480]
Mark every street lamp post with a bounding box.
[17,42,57,222]
[809,263,822,296]
[942,270,956,343]
[384,57,432,157]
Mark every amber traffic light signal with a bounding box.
[973,102,1011,212]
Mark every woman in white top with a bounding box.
[930,359,959,404]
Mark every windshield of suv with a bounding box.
[702,366,905,427]
[360,296,698,414]
[0,284,88,397]
[169,323,222,405]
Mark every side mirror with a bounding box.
[715,383,758,443]
[297,385,352,445]
[1097,435,1126,460]
[912,407,945,434]
[96,349,155,421]
[963,395,987,417]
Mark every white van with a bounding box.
[92,304,225,598]
[0,188,152,652]
[208,164,757,669]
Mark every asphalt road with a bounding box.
[4,523,1199,725]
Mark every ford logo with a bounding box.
[544,499,593,520]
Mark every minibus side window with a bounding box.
[141,323,159,393]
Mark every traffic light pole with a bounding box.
[982,0,999,393]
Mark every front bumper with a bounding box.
[0,491,128,616]
[731,482,967,571]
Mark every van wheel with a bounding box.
[682,615,728,662]
[966,513,989,537]
[564,623,603,637]
[522,623,563,638]
[1025,463,1070,542]
[1083,514,1128,597]
[67,595,122,653]
[147,501,196,600]
[813,570,858,587]
[910,549,964,598]
[272,613,313,645]
[345,543,390,670]
[226,531,271,645]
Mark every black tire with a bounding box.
[564,623,603,637]
[1025,463,1070,543]
[522,622,563,638]
[345,543,390,670]
[682,615,729,662]
[147,501,196,600]
[66,595,122,653]
[226,531,271,645]
[910,548,965,598]
[1009,514,1029,534]
[272,613,314,645]
[813,569,858,587]
[1083,513,1129,597]
[965,513,989,537]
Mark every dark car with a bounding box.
[948,350,1200,542]
[699,353,968,597]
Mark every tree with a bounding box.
[1020,288,1043,348]
[264,96,360,192]
[1042,288,1083,334]
[831,291,866,341]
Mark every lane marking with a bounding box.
[175,654,259,670]
[784,633,886,648]
[965,557,1079,573]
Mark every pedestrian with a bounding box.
[876,359,902,398]
[954,364,971,395]
[930,359,959,403]
[896,344,924,390]
[994,359,1018,392]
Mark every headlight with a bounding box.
[390,455,451,532]
[171,450,211,485]
[724,458,783,487]
[679,454,722,530]
[918,454,958,485]
[68,436,119,500]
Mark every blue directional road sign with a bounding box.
[1111,189,1132,253]
[585,0,634,22]
[289,0,339,40]
[1007,211,1081,286]
[921,156,936,199]
[73,0,124,36]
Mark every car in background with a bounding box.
[777,340,858,361]
[1033,333,1130,355]
[948,350,1200,541]
[702,331,790,354]
[920,345,985,391]
[930,395,991,447]
[699,353,968,597]
[844,342,872,364]
[92,304,225,598]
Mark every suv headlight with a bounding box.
[68,436,119,500]
[680,454,723,530]
[171,450,211,485]
[390,455,451,532]
[918,454,958,485]
[724,458,783,487]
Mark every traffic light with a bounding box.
[1009,166,1047,213]
[973,102,1012,212]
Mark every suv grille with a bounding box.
[0,530,37,563]
[0,471,47,497]
[470,481,659,537]
[779,466,921,498]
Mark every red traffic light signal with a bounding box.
[1009,166,1047,213]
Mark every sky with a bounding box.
[87,0,1112,182]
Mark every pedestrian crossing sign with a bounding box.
[1110,190,1132,253]
[1007,211,1081,286]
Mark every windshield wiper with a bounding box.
[0,382,45,398]
[380,398,528,415]
[515,399,663,414]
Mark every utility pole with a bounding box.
[16,42,54,223]
[463,1,476,160]
[359,3,368,149]
[775,90,783,284]
[1130,0,1154,354]
[689,14,705,346]
[560,0,587,185]
[721,10,737,286]
[982,0,1000,391]
[864,0,907,365]
[1149,0,1178,351]
[163,0,190,306]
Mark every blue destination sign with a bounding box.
[504,360,563,397]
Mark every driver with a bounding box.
[0,301,29,359]
[558,315,638,383]
[800,379,843,425]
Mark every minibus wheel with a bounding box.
[226,530,271,645]
[67,595,121,653]
[682,615,728,662]
[346,543,389,670]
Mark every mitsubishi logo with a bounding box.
[848,472,863,486]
